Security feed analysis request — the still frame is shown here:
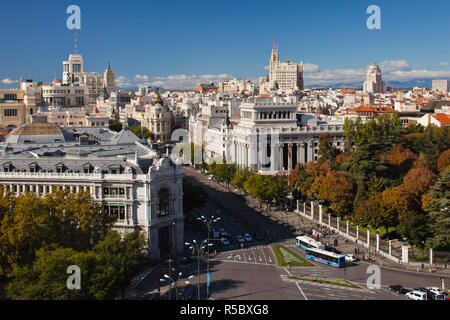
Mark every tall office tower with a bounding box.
[62,54,84,85]
[103,62,116,95]
[432,79,449,93]
[269,42,304,92]
[363,64,386,94]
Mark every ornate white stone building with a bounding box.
[194,96,345,174]
[0,120,184,258]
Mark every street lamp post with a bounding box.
[197,215,221,300]
[161,271,190,300]
[185,239,208,300]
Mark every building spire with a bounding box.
[74,32,78,53]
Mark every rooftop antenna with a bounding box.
[74,32,78,53]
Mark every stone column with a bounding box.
[303,202,306,215]
[401,245,409,265]
[367,229,370,248]
[297,143,302,164]
[310,201,314,219]
[356,226,359,240]
[346,221,349,235]
[429,248,433,268]
[279,144,284,171]
[244,144,249,168]
[389,240,392,256]
[319,205,323,225]
[307,141,314,162]
[270,144,277,172]
[296,200,299,212]
[328,213,331,226]
[376,233,380,253]
[287,144,293,170]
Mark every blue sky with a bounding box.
[1,0,449,89]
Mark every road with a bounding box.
[129,166,450,300]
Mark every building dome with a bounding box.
[151,90,163,106]
[6,122,70,144]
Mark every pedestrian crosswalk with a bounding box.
[212,246,277,266]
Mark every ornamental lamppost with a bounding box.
[197,215,221,300]
[185,239,208,300]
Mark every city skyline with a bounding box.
[1,0,450,89]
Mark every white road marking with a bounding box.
[296,282,308,300]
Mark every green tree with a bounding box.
[426,169,450,249]
[6,231,146,300]
[108,119,123,132]
[129,126,154,140]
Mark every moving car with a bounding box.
[219,228,229,237]
[221,238,230,246]
[236,235,245,243]
[389,285,409,294]
[344,254,357,262]
[244,233,252,242]
[406,290,428,300]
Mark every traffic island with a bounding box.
[287,275,362,289]
[272,245,314,267]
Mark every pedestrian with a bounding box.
[354,248,357,255]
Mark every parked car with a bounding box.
[344,254,357,262]
[431,293,448,300]
[389,285,409,294]
[208,176,213,180]
[426,287,444,296]
[236,235,245,243]
[406,290,428,300]
[244,233,252,242]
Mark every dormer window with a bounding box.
[3,163,12,173]
[55,163,64,173]
[29,163,37,173]
[108,166,120,174]
[82,163,92,173]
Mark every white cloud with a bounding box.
[439,62,449,67]
[302,63,319,73]
[379,60,409,72]
[1,78,19,84]
[115,75,134,88]
[134,74,149,82]
[116,73,235,89]
[301,59,450,86]
[386,69,450,81]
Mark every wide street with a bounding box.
[130,165,450,301]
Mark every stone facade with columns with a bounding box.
[0,120,184,259]
[229,96,345,174]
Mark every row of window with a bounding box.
[103,187,126,198]
[1,184,90,194]
[4,109,17,117]
[103,205,126,221]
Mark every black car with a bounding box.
[389,285,408,294]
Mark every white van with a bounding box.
[406,290,428,300]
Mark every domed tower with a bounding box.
[145,89,172,143]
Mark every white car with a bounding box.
[406,290,428,300]
[345,254,357,262]
[426,287,444,295]
[208,176,213,180]
[244,233,252,242]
